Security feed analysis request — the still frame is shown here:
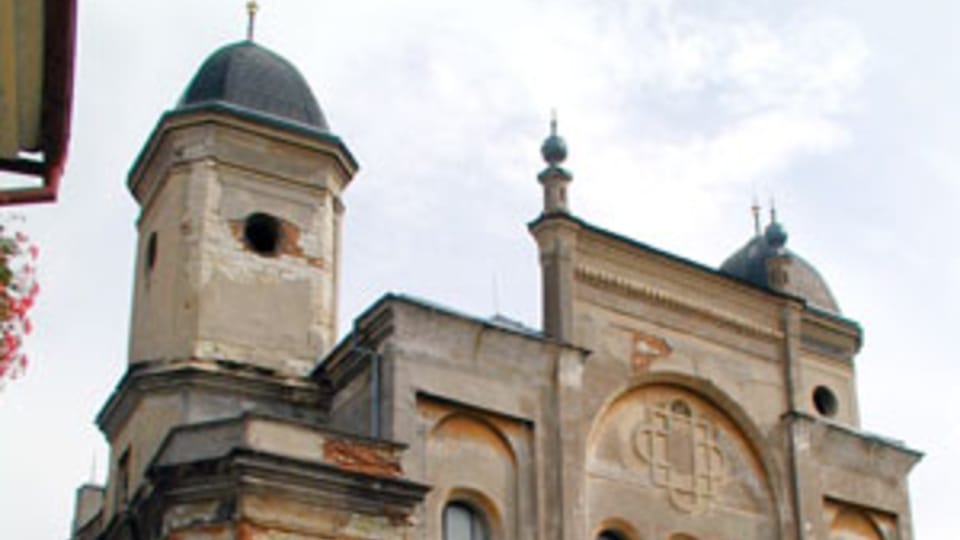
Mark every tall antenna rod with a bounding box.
[246,1,259,41]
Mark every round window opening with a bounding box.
[145,232,158,273]
[813,385,838,417]
[244,213,282,256]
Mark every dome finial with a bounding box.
[537,110,573,214]
[246,1,259,41]
[764,199,788,250]
[751,196,761,236]
[540,109,568,167]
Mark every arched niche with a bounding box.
[443,492,497,540]
[592,515,641,540]
[585,378,781,539]
[426,412,517,540]
[828,506,887,540]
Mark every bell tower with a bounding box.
[82,34,372,535]
[127,40,357,376]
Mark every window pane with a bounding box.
[472,510,488,539]
[445,504,471,540]
[444,502,488,540]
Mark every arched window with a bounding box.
[597,531,625,540]
[443,501,489,540]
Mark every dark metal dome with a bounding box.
[540,116,568,166]
[720,221,840,313]
[177,41,329,131]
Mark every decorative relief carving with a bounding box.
[588,386,777,535]
[631,399,727,513]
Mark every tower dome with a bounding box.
[720,219,840,313]
[176,41,329,132]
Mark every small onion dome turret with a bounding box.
[540,113,569,168]
[720,219,840,313]
[541,127,567,166]
[176,41,329,132]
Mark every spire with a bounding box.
[246,1,259,41]
[764,199,788,250]
[538,111,572,214]
[751,196,761,236]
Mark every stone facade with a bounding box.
[69,39,919,540]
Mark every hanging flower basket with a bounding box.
[0,219,38,389]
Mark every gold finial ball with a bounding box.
[247,1,259,16]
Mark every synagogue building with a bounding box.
[69,30,920,540]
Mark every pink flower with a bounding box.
[0,223,38,388]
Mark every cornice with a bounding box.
[575,264,784,340]
[96,359,329,439]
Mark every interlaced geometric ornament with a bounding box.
[632,399,727,513]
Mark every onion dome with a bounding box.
[538,114,572,183]
[541,117,568,166]
[720,218,840,313]
[176,41,329,132]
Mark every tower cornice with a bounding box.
[128,106,358,208]
[95,358,330,440]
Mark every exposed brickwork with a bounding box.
[323,438,402,478]
[631,330,672,372]
[229,218,326,269]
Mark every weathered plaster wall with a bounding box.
[128,115,353,376]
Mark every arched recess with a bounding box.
[591,515,641,540]
[443,489,501,540]
[585,372,784,539]
[829,508,886,540]
[426,412,518,540]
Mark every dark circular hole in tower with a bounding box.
[244,213,282,256]
[812,385,838,417]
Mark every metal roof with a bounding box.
[177,41,329,133]
[720,225,841,313]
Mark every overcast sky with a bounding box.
[1,1,957,538]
